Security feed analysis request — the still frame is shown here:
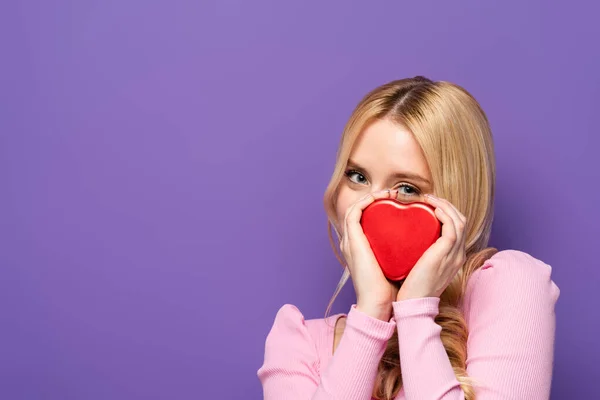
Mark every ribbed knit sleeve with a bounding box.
[392,249,560,399]
[257,303,395,399]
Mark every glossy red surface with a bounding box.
[360,199,442,281]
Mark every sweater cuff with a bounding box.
[392,297,440,319]
[346,304,396,340]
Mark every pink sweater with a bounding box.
[257,250,560,399]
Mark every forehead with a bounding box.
[349,119,430,178]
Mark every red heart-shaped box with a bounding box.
[360,199,441,281]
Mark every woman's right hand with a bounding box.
[340,189,400,321]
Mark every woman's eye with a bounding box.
[345,170,367,184]
[397,183,420,196]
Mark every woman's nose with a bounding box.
[370,185,391,194]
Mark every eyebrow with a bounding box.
[347,159,432,186]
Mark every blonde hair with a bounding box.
[322,76,498,399]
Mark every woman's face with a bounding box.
[334,118,434,235]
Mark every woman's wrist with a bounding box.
[355,302,393,321]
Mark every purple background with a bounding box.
[1,1,598,398]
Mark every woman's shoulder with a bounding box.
[263,304,345,351]
[463,249,561,314]
[269,304,345,330]
[258,304,345,378]
[474,249,559,284]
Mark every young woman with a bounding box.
[257,76,560,400]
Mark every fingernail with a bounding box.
[425,193,438,201]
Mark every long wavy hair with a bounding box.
[322,76,498,399]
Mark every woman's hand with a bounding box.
[341,189,400,321]
[396,194,468,302]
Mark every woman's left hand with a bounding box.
[396,194,468,302]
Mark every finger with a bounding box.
[346,189,397,228]
[343,191,376,226]
[431,198,467,258]
[437,197,467,224]
[425,195,463,226]
[433,206,457,252]
[425,195,465,235]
